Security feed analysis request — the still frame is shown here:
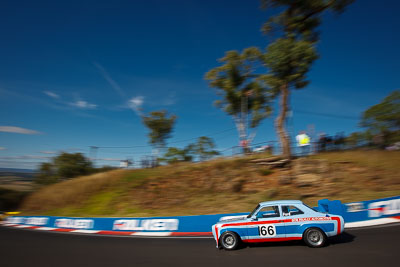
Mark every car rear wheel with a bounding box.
[303,227,326,248]
[220,231,240,250]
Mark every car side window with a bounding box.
[282,205,304,216]
[256,205,280,218]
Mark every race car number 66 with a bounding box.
[258,224,276,237]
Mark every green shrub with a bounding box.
[258,168,273,176]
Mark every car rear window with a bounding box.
[282,205,304,216]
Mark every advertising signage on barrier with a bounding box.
[344,198,400,217]
[4,196,400,234]
[25,217,48,225]
[6,216,49,225]
[113,219,179,231]
[55,219,94,229]
[319,196,400,223]
[367,198,400,217]
[345,202,364,213]
[4,214,242,233]
[6,217,25,224]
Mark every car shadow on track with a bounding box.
[242,240,303,250]
[238,232,355,250]
[328,232,356,246]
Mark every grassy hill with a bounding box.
[20,150,400,217]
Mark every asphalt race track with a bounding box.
[1,224,398,267]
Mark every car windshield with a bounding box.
[247,204,260,218]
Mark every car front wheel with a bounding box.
[220,231,240,250]
[303,227,326,248]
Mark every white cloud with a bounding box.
[0,147,6,150]
[162,92,177,106]
[0,126,42,135]
[66,147,83,152]
[44,91,60,99]
[0,155,50,160]
[128,96,144,115]
[93,62,125,97]
[96,158,122,161]
[70,100,97,109]
[40,151,56,154]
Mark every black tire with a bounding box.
[303,227,327,248]
[220,231,240,250]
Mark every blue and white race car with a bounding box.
[212,200,344,250]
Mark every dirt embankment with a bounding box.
[20,150,400,217]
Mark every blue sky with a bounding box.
[0,0,399,169]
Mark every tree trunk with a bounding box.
[275,83,291,159]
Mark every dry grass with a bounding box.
[309,150,400,203]
[21,169,126,213]
[311,150,400,169]
[20,150,400,217]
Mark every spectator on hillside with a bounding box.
[325,135,333,150]
[318,133,327,152]
[334,132,345,150]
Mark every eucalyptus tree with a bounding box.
[260,0,354,159]
[360,90,400,145]
[162,147,191,164]
[361,90,400,133]
[205,47,272,149]
[142,110,177,153]
[194,136,219,161]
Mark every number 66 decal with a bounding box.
[258,224,276,237]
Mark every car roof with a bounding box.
[259,200,303,206]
